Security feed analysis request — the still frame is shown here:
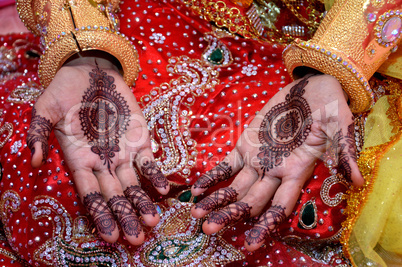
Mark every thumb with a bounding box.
[337,123,364,187]
[26,106,55,167]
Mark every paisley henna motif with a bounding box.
[324,121,356,181]
[258,77,312,177]
[79,65,131,175]
[338,122,356,181]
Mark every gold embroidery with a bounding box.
[0,247,18,261]
[140,56,219,181]
[281,0,323,32]
[0,109,13,149]
[320,175,349,207]
[135,199,244,266]
[0,190,22,256]
[0,46,18,75]
[180,0,262,40]
[31,195,132,266]
[7,81,44,104]
[282,229,345,265]
[385,79,402,134]
[341,80,402,262]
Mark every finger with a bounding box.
[201,175,281,235]
[191,148,243,196]
[191,166,259,219]
[27,106,55,167]
[192,187,238,218]
[202,201,252,235]
[72,168,119,243]
[124,185,160,227]
[245,204,287,251]
[135,148,170,195]
[107,195,145,246]
[95,169,144,245]
[116,163,160,227]
[338,121,364,187]
[245,179,303,251]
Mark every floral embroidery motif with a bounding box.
[150,33,166,44]
[10,140,22,154]
[241,64,258,76]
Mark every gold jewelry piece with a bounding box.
[16,0,139,88]
[283,0,402,113]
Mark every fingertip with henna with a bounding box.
[244,226,267,251]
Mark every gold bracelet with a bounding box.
[17,0,139,88]
[283,0,402,113]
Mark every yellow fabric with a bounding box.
[345,95,402,266]
[378,48,402,80]
[323,0,335,10]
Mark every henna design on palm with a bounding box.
[258,77,312,177]
[246,205,286,245]
[141,161,168,189]
[323,121,356,181]
[338,122,356,181]
[207,201,251,225]
[346,122,357,161]
[79,65,131,175]
[194,187,238,211]
[124,185,157,216]
[27,107,53,163]
[193,162,233,189]
[107,195,141,237]
[83,192,116,236]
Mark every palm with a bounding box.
[27,59,169,245]
[191,74,363,251]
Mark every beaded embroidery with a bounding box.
[140,56,219,181]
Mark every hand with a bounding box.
[27,56,170,245]
[190,74,364,251]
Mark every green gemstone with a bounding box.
[298,201,316,229]
[209,48,223,64]
[178,190,192,202]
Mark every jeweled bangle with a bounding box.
[283,0,402,113]
[16,0,139,88]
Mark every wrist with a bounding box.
[64,50,121,73]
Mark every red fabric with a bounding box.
[0,0,15,8]
[0,1,350,266]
